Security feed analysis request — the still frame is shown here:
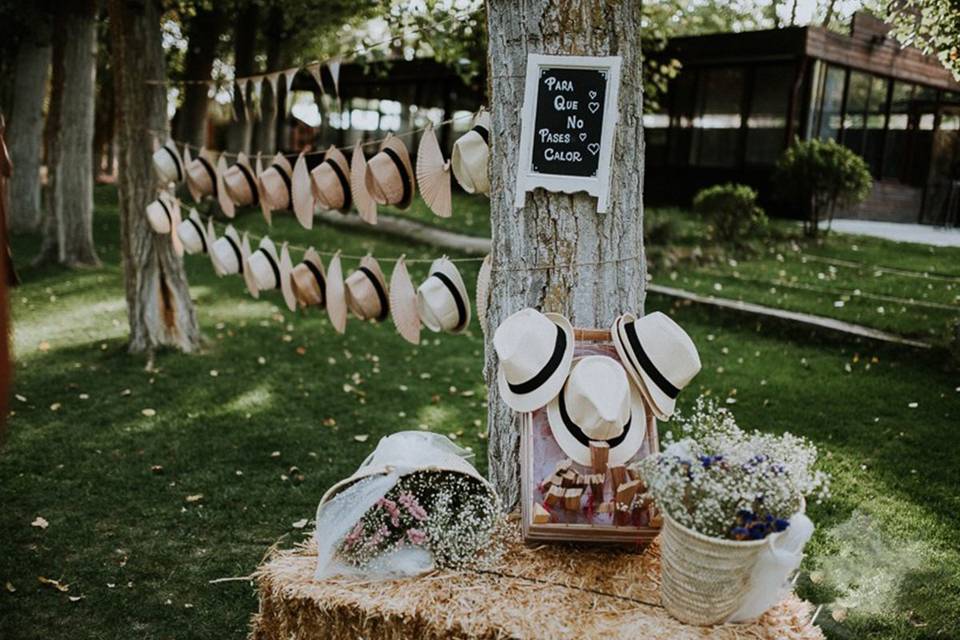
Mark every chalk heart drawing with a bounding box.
[589,90,597,99]
[579,132,588,141]
[588,142,600,155]
[588,101,600,114]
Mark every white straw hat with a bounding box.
[185,147,219,203]
[494,308,574,412]
[311,145,352,213]
[416,257,470,334]
[152,139,183,185]
[247,236,296,311]
[176,208,209,255]
[145,194,177,235]
[290,248,326,309]
[452,109,490,195]
[546,356,647,466]
[345,256,390,321]
[612,311,701,420]
[259,152,293,211]
[223,152,260,208]
[209,224,247,277]
[364,134,416,210]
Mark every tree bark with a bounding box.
[225,3,259,154]
[175,4,224,148]
[34,18,66,266]
[7,39,51,233]
[109,0,200,355]
[484,0,646,510]
[55,0,100,267]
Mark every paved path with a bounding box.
[822,219,960,248]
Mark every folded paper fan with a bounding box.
[389,256,421,345]
[326,251,348,334]
[216,154,235,219]
[350,141,377,225]
[476,254,492,335]
[291,151,314,230]
[416,124,452,218]
[256,152,273,226]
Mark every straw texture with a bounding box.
[251,518,823,640]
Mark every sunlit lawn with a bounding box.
[1,186,957,639]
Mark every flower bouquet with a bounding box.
[632,397,830,625]
[314,431,504,580]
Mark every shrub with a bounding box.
[773,137,872,238]
[644,208,678,246]
[692,183,767,244]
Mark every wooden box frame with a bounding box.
[520,328,662,545]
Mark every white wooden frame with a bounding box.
[514,53,622,213]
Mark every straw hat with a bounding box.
[611,312,701,420]
[475,254,492,335]
[452,109,490,195]
[291,152,315,229]
[389,256,420,345]
[546,356,647,466]
[364,134,416,211]
[152,139,183,185]
[415,124,451,218]
[185,147,219,203]
[345,256,390,322]
[216,155,235,218]
[176,208,209,255]
[256,153,273,226]
[290,248,326,309]
[311,145,352,214]
[247,236,296,311]
[259,152,293,211]
[325,252,347,334]
[494,308,574,412]
[209,224,249,277]
[416,257,470,334]
[350,141,377,224]
[145,193,178,235]
[223,152,260,208]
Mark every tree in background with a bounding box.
[884,0,960,81]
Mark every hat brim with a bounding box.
[279,243,297,312]
[612,313,674,420]
[325,253,348,334]
[291,152,314,229]
[241,233,259,298]
[496,312,574,413]
[545,360,647,467]
[389,257,420,345]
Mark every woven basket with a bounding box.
[659,512,772,625]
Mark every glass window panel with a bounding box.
[882,81,915,177]
[690,67,744,168]
[745,64,793,165]
[816,65,846,140]
[805,61,825,138]
[667,71,697,166]
[842,72,886,174]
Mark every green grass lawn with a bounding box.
[1,186,958,639]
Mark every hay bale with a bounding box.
[251,521,824,640]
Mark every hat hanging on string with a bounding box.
[209,224,251,279]
[611,311,701,420]
[350,141,377,225]
[185,147,219,204]
[152,139,184,185]
[494,308,575,412]
[291,151,314,229]
[365,133,416,211]
[256,153,273,226]
[452,108,490,196]
[216,155,235,218]
[389,256,420,345]
[145,192,184,257]
[325,251,348,334]
[247,236,296,311]
[415,123,451,218]
[475,254,492,335]
[345,255,390,322]
[312,145,352,214]
[290,247,326,309]
[546,355,647,467]
[223,152,260,209]
[259,152,293,212]
[416,257,470,335]
[176,208,210,255]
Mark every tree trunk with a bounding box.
[484,1,646,510]
[56,0,100,267]
[109,0,200,355]
[7,39,51,233]
[34,19,67,266]
[175,5,224,148]
[225,3,259,154]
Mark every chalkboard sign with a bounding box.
[515,54,622,213]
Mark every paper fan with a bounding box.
[475,254,492,335]
[416,124,452,218]
[389,256,421,345]
[350,141,377,225]
[256,152,273,226]
[216,154,235,219]
[326,251,348,334]
[291,151,314,230]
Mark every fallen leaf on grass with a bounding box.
[15,394,26,403]
[5,581,15,593]
[120,389,131,397]
[322,418,336,427]
[31,516,49,530]
[354,435,369,442]
[38,341,50,352]
[185,494,203,503]
[50,403,62,412]
[141,408,156,417]
[831,607,847,623]
[38,576,69,593]
[68,595,85,602]
[291,519,309,529]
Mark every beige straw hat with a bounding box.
[389,256,420,345]
[176,208,209,255]
[452,109,490,195]
[612,312,701,420]
[365,134,416,211]
[145,193,178,235]
[415,124,451,218]
[311,145,352,213]
[209,224,247,277]
[416,257,470,334]
[546,355,647,466]
[325,252,348,334]
[259,152,293,211]
[475,254,492,335]
[185,147,219,203]
[291,152,315,229]
[223,152,260,208]
[247,236,296,311]
[255,153,273,226]
[152,139,183,185]
[216,155,235,218]
[494,308,574,412]
[350,141,377,224]
[345,255,390,322]
[290,248,326,309]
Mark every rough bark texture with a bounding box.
[55,0,100,267]
[109,0,200,355]
[34,20,66,266]
[174,5,224,148]
[7,40,50,233]
[484,0,646,510]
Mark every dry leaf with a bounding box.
[141,408,156,417]
[31,516,49,530]
[291,518,309,529]
[209,370,219,377]
[38,576,69,593]
[831,608,848,623]
[185,494,203,503]
[120,389,131,397]
[322,418,336,427]
[38,341,50,352]
[15,394,26,402]
[151,465,164,475]
[68,595,85,602]
[50,403,62,412]
[295,346,306,355]
[5,581,15,593]
[353,434,369,442]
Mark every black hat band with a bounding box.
[621,320,680,399]
[558,384,632,449]
[235,162,259,206]
[323,158,351,210]
[196,156,218,198]
[430,270,466,331]
[185,216,207,253]
[270,163,292,208]
[255,247,281,289]
[357,266,388,321]
[471,124,489,146]
[381,147,411,206]
[302,260,326,305]
[222,234,243,274]
[507,323,567,395]
[161,144,183,182]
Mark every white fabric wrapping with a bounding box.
[313,431,490,580]
[728,512,815,622]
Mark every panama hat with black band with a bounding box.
[364,134,416,211]
[176,208,210,255]
[290,248,327,309]
[345,256,390,322]
[184,147,219,203]
[209,224,247,277]
[416,257,470,334]
[259,152,294,211]
[494,308,575,413]
[312,145,352,213]
[611,311,701,420]
[247,236,296,311]
[452,109,490,196]
[152,139,184,185]
[223,152,260,208]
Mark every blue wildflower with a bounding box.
[774,518,790,532]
